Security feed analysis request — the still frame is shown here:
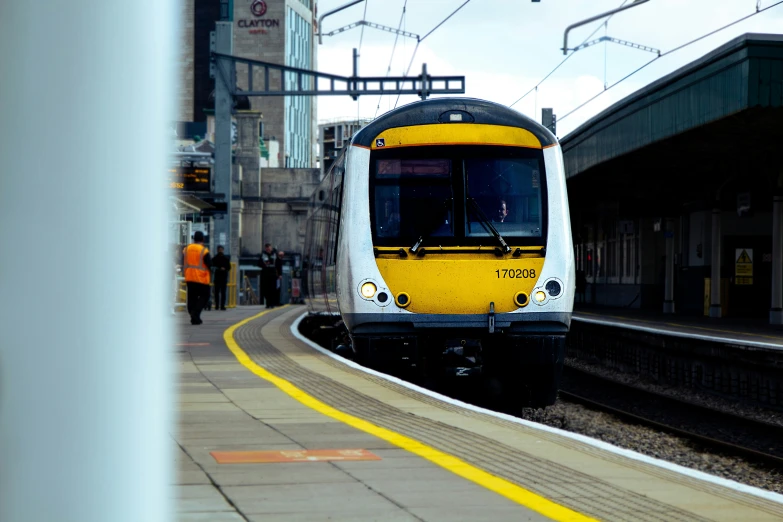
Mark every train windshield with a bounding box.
[465,157,542,239]
[374,158,454,240]
[371,146,546,247]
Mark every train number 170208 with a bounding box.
[496,268,536,279]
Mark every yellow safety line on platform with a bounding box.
[223,308,597,522]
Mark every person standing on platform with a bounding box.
[182,231,211,325]
[275,250,285,306]
[212,245,231,310]
[302,255,310,298]
[258,243,277,308]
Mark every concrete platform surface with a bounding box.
[172,305,783,521]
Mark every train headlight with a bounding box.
[534,291,547,303]
[545,280,562,297]
[360,282,377,298]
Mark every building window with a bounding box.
[285,7,312,168]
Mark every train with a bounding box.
[303,98,574,409]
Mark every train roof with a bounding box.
[352,97,557,148]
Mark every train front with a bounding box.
[338,98,574,407]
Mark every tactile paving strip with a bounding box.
[234,315,719,522]
[312,343,783,519]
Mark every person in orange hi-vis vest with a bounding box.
[182,230,212,325]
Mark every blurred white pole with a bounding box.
[0,2,175,521]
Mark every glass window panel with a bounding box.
[370,146,545,247]
[374,159,453,240]
[465,158,542,238]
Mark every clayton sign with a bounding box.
[238,0,280,35]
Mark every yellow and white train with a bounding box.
[304,98,574,408]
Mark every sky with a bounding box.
[314,0,783,137]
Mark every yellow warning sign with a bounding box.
[735,248,753,279]
[736,277,753,285]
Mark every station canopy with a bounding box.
[172,195,214,216]
[561,33,783,214]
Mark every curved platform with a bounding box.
[173,306,783,521]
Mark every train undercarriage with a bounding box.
[299,315,566,411]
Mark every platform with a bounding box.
[573,306,783,351]
[172,306,783,521]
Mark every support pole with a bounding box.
[593,218,599,304]
[213,22,236,301]
[1,2,173,521]
[771,195,783,324]
[562,0,650,54]
[350,48,358,101]
[663,218,676,314]
[420,62,429,100]
[317,0,365,44]
[710,208,722,318]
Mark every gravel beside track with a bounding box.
[509,362,783,494]
[561,366,783,461]
[566,358,783,425]
[519,402,783,494]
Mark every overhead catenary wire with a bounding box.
[357,0,370,121]
[399,4,407,111]
[375,0,408,118]
[357,0,370,54]
[557,0,783,122]
[393,0,473,109]
[508,0,630,109]
[420,0,472,42]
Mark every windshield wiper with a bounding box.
[467,197,512,254]
[410,235,425,253]
[410,198,453,254]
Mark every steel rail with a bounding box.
[559,367,783,468]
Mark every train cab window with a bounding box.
[374,159,454,241]
[370,146,546,247]
[465,158,543,238]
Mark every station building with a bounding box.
[175,0,320,273]
[179,0,318,168]
[563,34,783,323]
[318,119,371,178]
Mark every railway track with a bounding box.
[559,366,783,468]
